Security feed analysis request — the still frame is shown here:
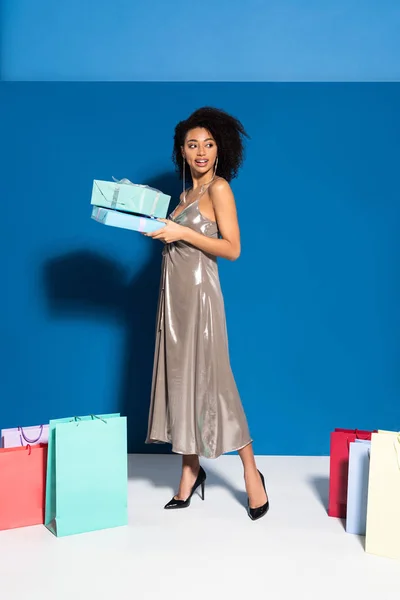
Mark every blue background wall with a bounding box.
[2,0,400,81]
[1,82,399,454]
[1,3,399,455]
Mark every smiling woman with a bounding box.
[185,132,217,172]
[144,106,270,521]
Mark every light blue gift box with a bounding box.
[91,178,170,218]
[45,413,128,537]
[91,205,165,233]
[346,439,371,535]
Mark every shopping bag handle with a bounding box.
[90,414,107,424]
[69,415,107,426]
[346,432,370,450]
[395,434,400,470]
[18,425,44,445]
[366,434,400,469]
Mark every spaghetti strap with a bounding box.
[170,180,212,220]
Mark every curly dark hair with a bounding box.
[172,106,249,183]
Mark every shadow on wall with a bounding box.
[42,172,181,453]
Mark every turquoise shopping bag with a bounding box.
[45,413,128,537]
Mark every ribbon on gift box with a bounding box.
[93,206,107,223]
[139,217,148,233]
[94,180,124,211]
[111,177,161,216]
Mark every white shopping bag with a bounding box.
[1,424,49,448]
[365,431,400,560]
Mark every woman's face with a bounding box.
[182,128,218,178]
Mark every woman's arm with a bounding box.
[147,179,241,261]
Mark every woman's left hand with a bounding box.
[145,219,187,244]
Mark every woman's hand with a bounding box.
[145,219,187,244]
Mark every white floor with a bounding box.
[0,454,399,599]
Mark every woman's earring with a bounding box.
[214,156,218,177]
[182,156,186,201]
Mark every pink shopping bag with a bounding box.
[0,444,48,530]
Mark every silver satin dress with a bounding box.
[145,194,252,459]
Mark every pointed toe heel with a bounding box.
[247,470,270,521]
[164,466,207,510]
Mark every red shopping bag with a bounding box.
[0,443,48,530]
[328,428,374,518]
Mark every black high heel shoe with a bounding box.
[247,470,269,521]
[164,466,207,509]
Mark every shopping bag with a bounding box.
[345,439,371,535]
[328,428,374,518]
[45,413,128,537]
[1,423,49,448]
[365,431,400,560]
[0,444,48,530]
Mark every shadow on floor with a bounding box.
[356,534,366,550]
[128,456,248,508]
[308,475,367,539]
[308,475,329,513]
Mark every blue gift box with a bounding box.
[346,439,371,535]
[91,206,165,234]
[91,178,170,218]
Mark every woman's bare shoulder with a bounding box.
[208,176,231,194]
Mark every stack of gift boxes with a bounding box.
[90,178,171,233]
[328,428,400,561]
[0,414,128,537]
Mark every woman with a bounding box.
[145,107,269,521]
